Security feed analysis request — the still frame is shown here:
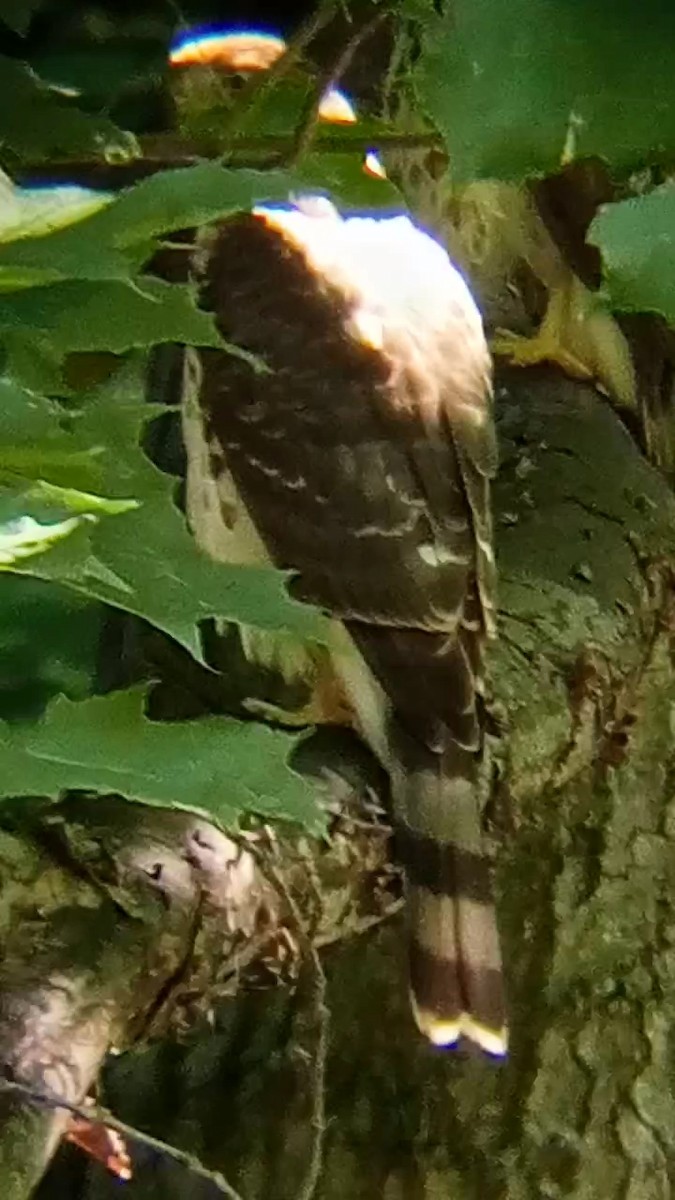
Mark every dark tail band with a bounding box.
[397,802,508,1057]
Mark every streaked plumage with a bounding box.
[175,29,506,1055]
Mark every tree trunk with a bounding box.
[5,367,675,1200]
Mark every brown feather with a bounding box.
[191,203,507,1054]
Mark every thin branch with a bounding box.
[155,130,439,169]
[381,18,413,123]
[21,131,440,183]
[223,0,342,139]
[297,953,329,1200]
[314,896,405,949]
[273,130,439,155]
[0,1076,245,1200]
[287,9,393,167]
[253,844,330,1200]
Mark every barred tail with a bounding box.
[393,751,508,1057]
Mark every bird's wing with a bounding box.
[192,202,506,1055]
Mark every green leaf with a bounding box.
[414,0,675,180]
[589,185,675,322]
[2,480,137,519]
[0,277,225,356]
[0,484,135,567]
[176,74,312,144]
[0,56,137,161]
[0,687,323,831]
[0,166,308,369]
[0,160,400,294]
[4,368,328,660]
[0,576,102,721]
[0,183,121,290]
[31,43,167,108]
[90,164,304,249]
[71,161,397,254]
[0,376,139,565]
[0,376,112,491]
[297,152,401,211]
[0,375,73,441]
[0,336,65,394]
[0,170,114,252]
[0,510,86,564]
[16,496,328,663]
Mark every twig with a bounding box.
[138,130,439,157]
[297,951,329,1200]
[314,896,405,949]
[381,19,413,123]
[288,9,392,167]
[164,0,188,32]
[238,131,437,154]
[0,1076,245,1200]
[253,844,330,1200]
[223,0,342,139]
[153,130,439,174]
[20,131,440,184]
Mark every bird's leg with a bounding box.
[491,271,636,410]
[490,274,594,380]
[244,664,355,729]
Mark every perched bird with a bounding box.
[173,29,506,1056]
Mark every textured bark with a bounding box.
[0,801,269,1199]
[0,748,391,1197]
[21,366,675,1200]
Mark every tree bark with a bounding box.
[5,367,675,1199]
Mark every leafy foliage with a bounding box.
[1,369,327,659]
[414,0,675,181]
[2,277,223,356]
[0,173,114,246]
[0,575,102,721]
[0,374,137,569]
[0,55,138,162]
[0,60,351,826]
[297,150,401,210]
[4,0,673,839]
[589,185,675,323]
[1,687,322,830]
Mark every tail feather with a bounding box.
[393,749,508,1057]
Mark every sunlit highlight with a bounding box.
[253,198,483,340]
[0,170,113,243]
[412,997,508,1057]
[169,29,286,71]
[363,150,387,179]
[318,87,358,125]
